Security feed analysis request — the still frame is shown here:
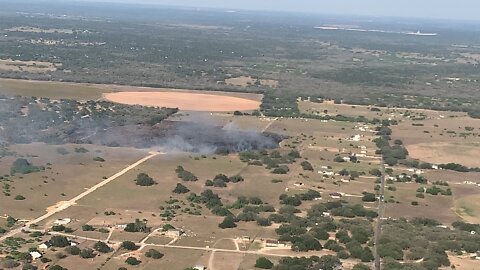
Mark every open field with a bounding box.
[104,91,261,112]
[406,142,480,168]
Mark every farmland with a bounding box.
[0,1,480,270]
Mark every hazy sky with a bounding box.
[79,0,480,21]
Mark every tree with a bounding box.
[315,255,341,270]
[300,161,314,171]
[65,246,80,255]
[172,183,190,194]
[362,192,377,202]
[121,241,139,251]
[14,195,26,200]
[93,241,111,253]
[135,173,156,186]
[145,249,164,259]
[49,266,67,270]
[255,257,273,269]
[125,257,141,266]
[124,219,149,233]
[218,216,237,229]
[79,248,96,259]
[82,225,95,231]
[49,236,69,247]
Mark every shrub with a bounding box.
[135,173,156,186]
[82,225,95,231]
[93,241,112,253]
[79,248,96,259]
[218,216,237,229]
[14,195,26,200]
[172,183,190,194]
[125,257,141,265]
[64,246,80,255]
[145,249,164,259]
[121,241,139,251]
[255,257,274,269]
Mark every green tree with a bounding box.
[121,241,139,251]
[135,173,156,186]
[49,236,69,247]
[255,257,273,269]
[218,216,237,229]
[93,241,111,253]
[79,248,96,259]
[125,257,141,265]
[172,183,190,194]
[145,249,164,259]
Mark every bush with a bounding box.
[49,266,67,270]
[125,257,141,266]
[82,225,95,231]
[172,183,190,194]
[300,161,314,171]
[14,195,26,200]
[49,236,69,247]
[64,246,80,255]
[362,192,376,202]
[271,165,289,174]
[218,216,237,229]
[255,257,273,269]
[79,248,96,259]
[121,241,139,251]
[93,241,111,253]
[135,173,156,186]
[93,156,105,162]
[145,249,164,259]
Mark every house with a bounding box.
[322,212,331,217]
[54,218,71,226]
[193,265,207,270]
[30,251,42,260]
[38,242,52,249]
[265,239,280,247]
[475,252,480,260]
[319,170,335,176]
[342,157,351,162]
[330,192,342,199]
[242,236,251,242]
[70,241,79,246]
[165,229,183,238]
[264,239,288,248]
[294,182,304,187]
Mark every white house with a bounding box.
[194,265,207,270]
[38,242,51,249]
[54,218,71,226]
[30,251,42,260]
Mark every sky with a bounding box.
[76,0,480,21]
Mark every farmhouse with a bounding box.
[38,242,52,249]
[165,229,183,237]
[330,192,342,199]
[53,218,71,225]
[265,239,288,248]
[30,251,42,260]
[193,265,207,270]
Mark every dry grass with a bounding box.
[0,59,58,73]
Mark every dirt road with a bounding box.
[0,151,160,242]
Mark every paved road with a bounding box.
[0,151,160,242]
[374,159,386,270]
